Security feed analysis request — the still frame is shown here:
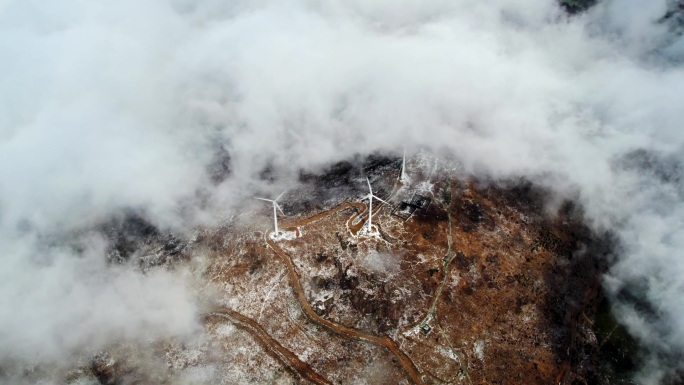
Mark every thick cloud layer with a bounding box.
[1,0,684,382]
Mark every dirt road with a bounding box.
[205,307,333,385]
[266,202,426,385]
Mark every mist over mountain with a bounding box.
[2,0,684,383]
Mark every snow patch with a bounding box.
[359,249,401,275]
[215,324,236,337]
[270,230,298,241]
[416,180,435,194]
[474,340,485,361]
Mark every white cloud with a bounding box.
[1,0,684,381]
[0,232,199,363]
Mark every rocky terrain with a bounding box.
[60,153,636,385]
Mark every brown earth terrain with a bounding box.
[64,154,626,385]
[197,156,616,384]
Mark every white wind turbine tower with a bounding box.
[399,146,407,183]
[364,177,389,234]
[254,191,286,236]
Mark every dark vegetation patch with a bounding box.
[609,279,684,384]
[312,276,336,291]
[345,276,404,334]
[293,152,401,214]
[619,149,684,194]
[659,1,684,27]
[535,200,620,385]
[453,251,475,271]
[494,177,548,216]
[258,162,277,183]
[411,197,448,224]
[559,0,598,14]
[104,212,159,263]
[593,298,640,384]
[248,254,265,274]
[206,146,232,184]
[102,211,189,270]
[334,256,359,291]
[84,352,147,385]
[455,199,490,232]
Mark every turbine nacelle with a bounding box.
[254,190,287,236]
[365,193,389,205]
[254,197,285,215]
[364,177,389,204]
[363,177,390,234]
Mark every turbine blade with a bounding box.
[366,177,373,194]
[372,195,390,205]
[254,197,274,202]
[275,190,287,202]
[274,202,285,215]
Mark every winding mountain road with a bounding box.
[208,181,427,384]
[268,201,426,385]
[205,308,333,385]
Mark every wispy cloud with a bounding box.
[1,0,684,381]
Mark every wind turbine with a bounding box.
[364,177,389,233]
[399,147,407,183]
[255,191,286,235]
